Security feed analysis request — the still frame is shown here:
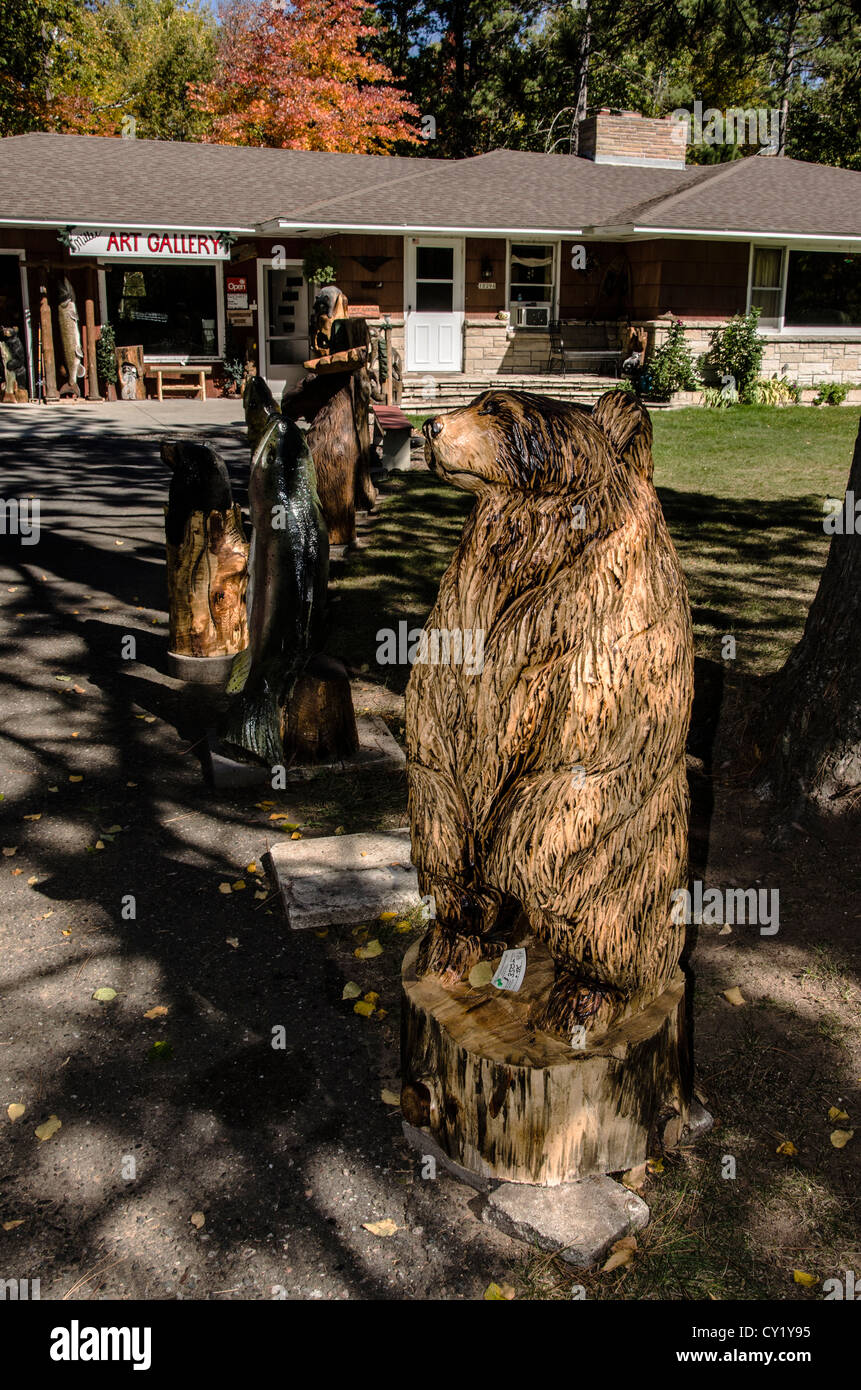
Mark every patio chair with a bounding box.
[547,322,575,374]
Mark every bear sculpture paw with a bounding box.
[416,923,497,986]
[535,972,626,1042]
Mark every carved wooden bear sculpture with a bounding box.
[408,389,694,1041]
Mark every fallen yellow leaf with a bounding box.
[69,775,83,782]
[378,911,398,921]
[246,863,259,875]
[394,920,412,933]
[484,1282,516,1300]
[218,883,232,894]
[363,992,380,1006]
[354,1000,375,1017]
[830,1129,854,1149]
[362,1218,398,1237]
[621,1163,647,1192]
[226,938,239,949]
[381,1089,400,1106]
[828,1107,849,1123]
[793,1270,818,1287]
[723,986,746,1006]
[22,813,41,821]
[2,847,17,857]
[253,890,267,901]
[776,1140,798,1156]
[468,961,494,988]
[342,982,361,1000]
[291,832,302,840]
[35,1115,62,1142]
[602,1247,634,1272]
[2,1220,24,1231]
[7,1103,25,1123]
[190,1211,205,1229]
[231,879,246,891]
[92,987,117,1002]
[354,939,383,959]
[144,1006,169,1019]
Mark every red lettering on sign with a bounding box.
[133,235,140,252]
[199,237,210,255]
[159,235,171,253]
[120,235,133,252]
[107,234,121,252]
[148,234,160,253]
[187,236,196,255]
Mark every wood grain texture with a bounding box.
[401,939,691,1183]
[407,388,694,1042]
[281,368,376,547]
[165,506,249,658]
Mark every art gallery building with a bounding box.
[2,112,861,406]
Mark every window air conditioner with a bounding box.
[511,303,551,327]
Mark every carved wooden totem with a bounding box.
[162,440,248,661]
[401,389,695,1183]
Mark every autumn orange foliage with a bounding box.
[191,0,420,151]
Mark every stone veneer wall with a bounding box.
[648,318,861,386]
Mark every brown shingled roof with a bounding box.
[1,133,860,241]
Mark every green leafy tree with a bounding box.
[0,0,74,134]
[50,0,217,140]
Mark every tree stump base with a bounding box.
[282,654,359,763]
[400,937,691,1186]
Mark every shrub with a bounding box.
[703,385,737,408]
[639,320,698,399]
[812,380,849,406]
[96,323,118,385]
[699,308,765,402]
[748,375,800,406]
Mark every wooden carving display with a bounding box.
[162,440,248,659]
[407,389,694,1043]
[218,376,358,767]
[116,344,146,400]
[56,275,86,398]
[309,284,350,356]
[281,357,376,549]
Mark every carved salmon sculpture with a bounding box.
[56,276,85,397]
[408,388,694,1042]
[219,376,329,766]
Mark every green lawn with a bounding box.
[380,406,858,676]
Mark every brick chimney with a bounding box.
[578,110,686,169]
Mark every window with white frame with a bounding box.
[749,245,861,330]
[749,246,784,329]
[508,242,556,321]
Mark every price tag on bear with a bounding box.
[492,948,527,992]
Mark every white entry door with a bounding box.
[257,259,309,387]
[405,239,464,373]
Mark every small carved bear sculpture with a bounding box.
[408,389,694,1040]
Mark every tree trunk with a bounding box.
[570,5,592,156]
[165,506,249,658]
[755,416,861,814]
[401,937,690,1184]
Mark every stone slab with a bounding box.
[266,826,420,930]
[401,1120,497,1194]
[206,713,405,790]
[482,1176,650,1267]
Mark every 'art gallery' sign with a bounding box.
[68,229,231,260]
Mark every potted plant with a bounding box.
[302,244,339,286]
